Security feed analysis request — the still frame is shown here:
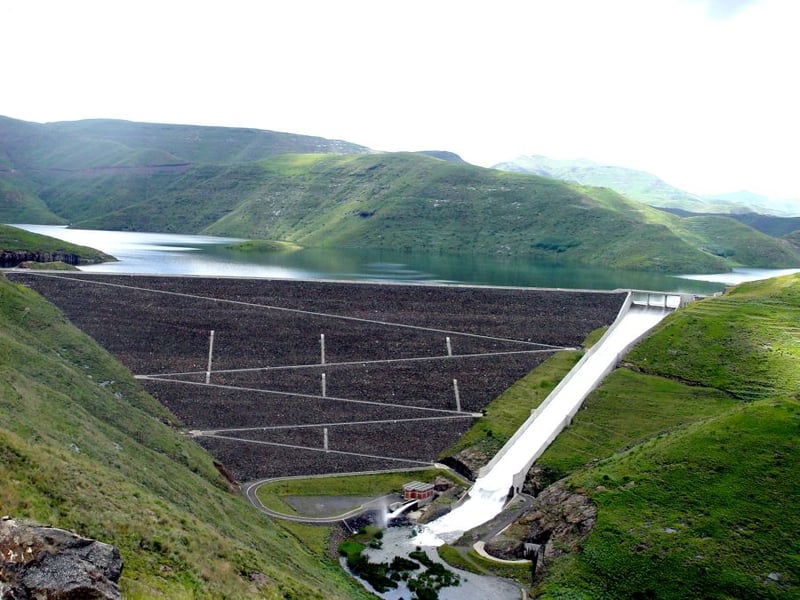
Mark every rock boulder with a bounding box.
[0,517,123,599]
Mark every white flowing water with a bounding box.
[417,306,671,545]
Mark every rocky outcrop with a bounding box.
[440,447,493,481]
[0,251,82,268]
[0,517,123,599]
[518,483,596,556]
[485,482,596,579]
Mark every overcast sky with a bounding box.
[4,0,798,199]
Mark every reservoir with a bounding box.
[10,224,777,294]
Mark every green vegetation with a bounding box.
[437,544,531,584]
[337,528,398,593]
[527,274,800,598]
[0,224,112,265]
[537,369,738,484]
[536,399,800,599]
[0,274,371,599]
[338,536,460,600]
[226,239,303,253]
[437,543,485,574]
[4,117,800,273]
[676,214,800,267]
[15,261,80,271]
[255,469,448,514]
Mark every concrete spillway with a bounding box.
[418,299,674,545]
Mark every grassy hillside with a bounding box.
[4,117,800,274]
[671,214,800,268]
[0,274,372,599]
[203,154,799,272]
[47,118,370,164]
[541,399,799,599]
[0,224,112,265]
[35,151,800,273]
[439,276,799,596]
[0,116,368,170]
[0,174,66,224]
[0,115,370,224]
[660,207,800,239]
[527,274,800,597]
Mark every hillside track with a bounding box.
[6,272,625,480]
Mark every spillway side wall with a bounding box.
[509,301,673,491]
[478,292,634,480]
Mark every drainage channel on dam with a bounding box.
[416,297,676,545]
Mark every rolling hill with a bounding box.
[0,116,370,223]
[445,274,800,597]
[528,274,800,597]
[3,117,800,274]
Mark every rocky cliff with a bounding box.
[0,251,83,268]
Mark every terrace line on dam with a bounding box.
[422,290,689,543]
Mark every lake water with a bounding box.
[10,224,797,294]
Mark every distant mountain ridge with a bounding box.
[493,155,800,217]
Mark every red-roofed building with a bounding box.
[402,481,434,504]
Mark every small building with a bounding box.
[402,481,435,504]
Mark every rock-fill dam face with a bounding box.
[6,272,627,482]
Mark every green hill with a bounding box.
[0,116,370,223]
[527,275,800,597]
[439,275,800,596]
[0,273,372,599]
[0,224,113,266]
[203,154,800,272]
[34,151,799,273]
[3,117,800,273]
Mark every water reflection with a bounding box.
[9,224,733,294]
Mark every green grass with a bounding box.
[628,277,800,400]
[673,215,800,268]
[0,274,372,599]
[438,542,532,584]
[226,239,303,253]
[541,399,800,599]
[528,273,800,598]
[15,261,80,271]
[437,544,487,575]
[443,349,583,462]
[536,368,738,482]
[256,469,448,512]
